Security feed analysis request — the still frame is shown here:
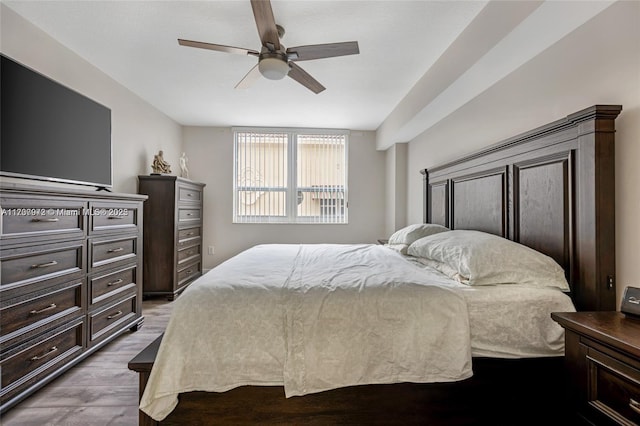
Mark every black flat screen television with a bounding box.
[1,54,112,189]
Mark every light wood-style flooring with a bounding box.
[1,298,173,426]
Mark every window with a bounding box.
[233,128,348,224]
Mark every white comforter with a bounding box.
[140,244,473,421]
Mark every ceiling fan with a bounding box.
[178,0,359,94]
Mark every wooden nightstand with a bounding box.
[551,311,640,425]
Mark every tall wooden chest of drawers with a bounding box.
[138,176,205,300]
[0,182,146,413]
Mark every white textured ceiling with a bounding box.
[3,0,617,146]
[2,0,486,130]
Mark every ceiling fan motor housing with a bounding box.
[258,51,290,80]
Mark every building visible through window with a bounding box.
[233,129,348,224]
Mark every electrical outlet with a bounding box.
[208,246,215,255]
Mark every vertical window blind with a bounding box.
[233,128,348,224]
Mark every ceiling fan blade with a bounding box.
[178,39,259,56]
[287,41,360,61]
[250,0,280,51]
[288,62,325,94]
[235,64,262,89]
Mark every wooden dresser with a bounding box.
[552,311,640,425]
[0,182,146,413]
[137,176,205,300]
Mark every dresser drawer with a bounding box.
[89,236,138,271]
[89,201,140,234]
[177,260,201,289]
[89,295,138,343]
[178,185,203,204]
[178,207,202,223]
[586,346,640,425]
[1,281,84,344]
[89,265,138,306]
[177,226,201,248]
[1,241,85,289]
[1,321,83,392]
[177,244,201,266]
[1,197,86,242]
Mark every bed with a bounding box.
[132,105,621,425]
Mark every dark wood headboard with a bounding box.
[422,105,621,312]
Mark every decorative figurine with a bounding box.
[179,152,189,178]
[151,150,171,174]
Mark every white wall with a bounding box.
[0,5,182,194]
[183,127,386,270]
[404,1,639,308]
[384,143,408,236]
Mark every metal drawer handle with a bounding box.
[107,278,124,287]
[186,213,193,216]
[31,346,58,361]
[107,247,124,253]
[631,398,640,414]
[186,232,194,236]
[187,193,193,197]
[186,270,193,275]
[108,216,124,220]
[29,303,58,315]
[107,310,123,320]
[629,296,639,305]
[30,260,58,269]
[31,218,59,223]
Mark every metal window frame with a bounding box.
[233,127,349,224]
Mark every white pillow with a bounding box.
[413,257,469,283]
[388,223,449,246]
[384,243,410,255]
[407,230,570,290]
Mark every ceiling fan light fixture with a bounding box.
[259,56,290,80]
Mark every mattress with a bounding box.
[140,243,575,421]
[408,259,576,357]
